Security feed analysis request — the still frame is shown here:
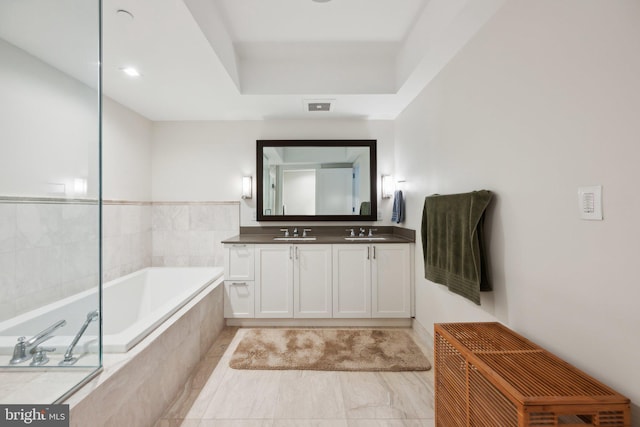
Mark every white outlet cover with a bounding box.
[578,186,603,220]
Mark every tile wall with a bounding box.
[104,201,239,280]
[0,200,100,322]
[102,202,152,282]
[151,202,239,268]
[2,199,239,321]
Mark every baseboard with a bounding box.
[411,318,435,354]
[226,318,413,328]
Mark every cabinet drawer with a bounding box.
[224,244,254,280]
[224,280,255,318]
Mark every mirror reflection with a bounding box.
[257,140,377,221]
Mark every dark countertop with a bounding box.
[222,225,415,245]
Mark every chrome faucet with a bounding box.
[346,228,355,237]
[293,227,299,237]
[59,310,99,366]
[302,228,312,237]
[368,228,377,237]
[359,227,366,237]
[10,319,66,365]
[280,228,290,237]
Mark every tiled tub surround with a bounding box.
[66,276,225,427]
[102,200,240,282]
[102,201,152,283]
[0,198,100,322]
[151,202,239,268]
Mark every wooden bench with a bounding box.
[434,322,630,426]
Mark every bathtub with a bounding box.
[0,267,224,361]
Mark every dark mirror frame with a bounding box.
[256,139,377,222]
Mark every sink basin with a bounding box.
[273,237,317,241]
[344,237,387,241]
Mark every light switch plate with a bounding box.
[578,186,603,220]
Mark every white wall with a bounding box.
[0,38,101,320]
[102,97,153,201]
[0,38,99,198]
[395,0,640,418]
[101,97,153,282]
[151,120,395,226]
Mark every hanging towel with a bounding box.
[421,190,493,305]
[391,190,404,223]
[359,201,371,215]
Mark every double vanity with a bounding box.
[222,226,415,326]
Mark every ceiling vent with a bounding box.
[304,99,334,112]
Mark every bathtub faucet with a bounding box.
[10,319,67,364]
[59,310,99,366]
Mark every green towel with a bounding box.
[421,190,493,305]
[359,201,371,215]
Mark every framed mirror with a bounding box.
[257,139,377,221]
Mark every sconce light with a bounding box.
[73,178,87,195]
[381,175,394,199]
[241,176,252,199]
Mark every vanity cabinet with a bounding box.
[254,244,333,318]
[333,243,411,318]
[224,244,254,281]
[332,245,371,317]
[224,241,412,320]
[255,245,293,317]
[371,244,411,318]
[224,244,255,318]
[293,244,333,318]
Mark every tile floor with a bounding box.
[154,327,435,427]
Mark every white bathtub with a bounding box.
[0,267,224,360]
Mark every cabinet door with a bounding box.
[371,244,411,318]
[224,281,254,318]
[332,244,371,318]
[255,245,294,318]
[294,244,332,318]
[224,244,254,280]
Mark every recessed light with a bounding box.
[120,67,141,77]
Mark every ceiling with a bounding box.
[1,0,506,121]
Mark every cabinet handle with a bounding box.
[367,246,370,260]
[373,246,376,259]
[295,246,299,260]
[289,246,293,260]
[231,282,247,286]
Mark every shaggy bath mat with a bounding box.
[229,329,431,371]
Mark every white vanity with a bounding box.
[223,228,414,326]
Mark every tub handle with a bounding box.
[231,282,247,286]
[30,346,55,366]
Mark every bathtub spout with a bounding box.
[59,310,99,366]
[10,319,67,364]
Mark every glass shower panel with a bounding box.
[0,0,102,404]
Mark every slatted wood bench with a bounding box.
[434,322,630,427]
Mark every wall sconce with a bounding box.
[381,175,394,199]
[241,176,252,199]
[73,178,88,195]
